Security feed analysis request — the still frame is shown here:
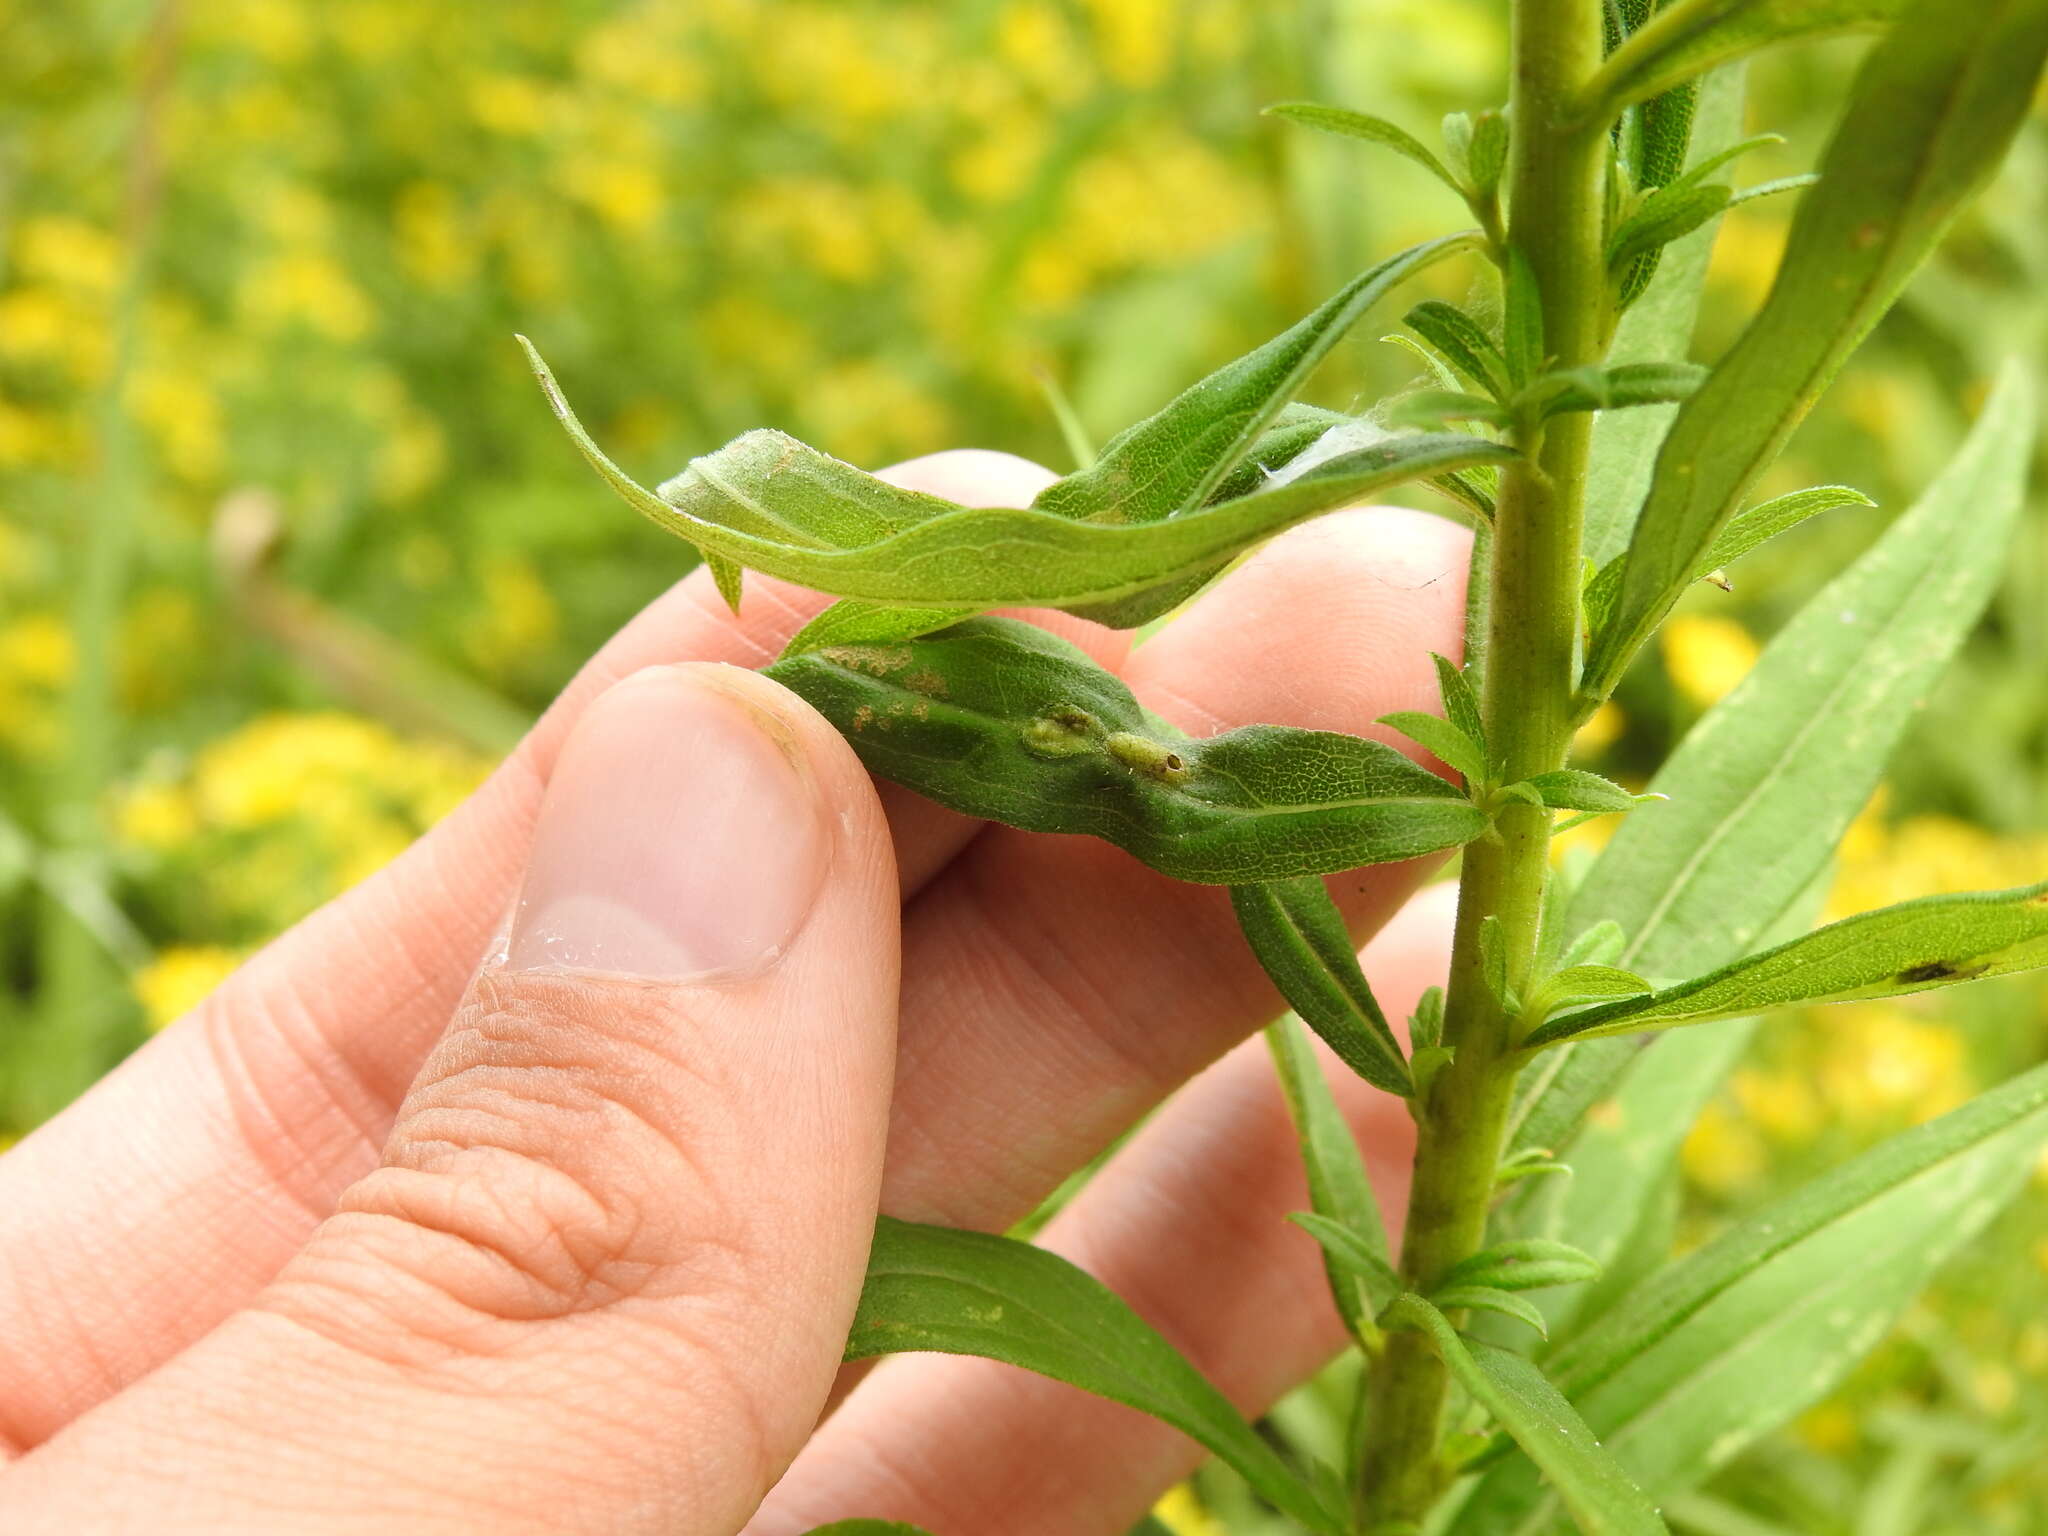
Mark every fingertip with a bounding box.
[876,448,1057,508]
[512,662,897,981]
[1128,504,1474,740]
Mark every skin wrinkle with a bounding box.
[230,1301,777,1534]
[199,989,388,1232]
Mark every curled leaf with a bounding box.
[525,335,1512,626]
[765,618,1487,884]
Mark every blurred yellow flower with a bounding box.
[328,0,418,61]
[1829,813,2048,919]
[192,712,481,832]
[239,252,376,342]
[577,19,707,106]
[0,610,73,755]
[808,360,953,467]
[468,73,555,137]
[1795,1401,1859,1456]
[950,109,1051,203]
[1680,1099,1767,1196]
[119,586,206,708]
[1706,206,1790,308]
[117,781,200,849]
[728,177,883,285]
[1733,1066,1821,1143]
[14,215,122,296]
[125,366,226,484]
[393,181,477,290]
[202,0,313,63]
[0,287,111,384]
[465,553,562,677]
[1083,0,1173,88]
[1572,700,1624,758]
[1151,1484,1224,1536]
[1661,612,1758,708]
[132,945,242,1031]
[0,611,74,688]
[573,160,666,235]
[1817,1005,1970,1123]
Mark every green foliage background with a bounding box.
[2,2,2044,1529]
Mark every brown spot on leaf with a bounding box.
[1896,959,1989,985]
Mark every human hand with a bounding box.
[0,451,1466,1534]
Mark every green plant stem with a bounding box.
[18,0,183,1126]
[1352,0,1610,1524]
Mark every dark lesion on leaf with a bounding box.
[1895,959,1990,985]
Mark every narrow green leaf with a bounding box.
[1468,108,1511,199]
[1202,402,1349,505]
[1725,171,1816,207]
[1288,1211,1401,1303]
[1650,131,1782,205]
[1495,888,1829,1357]
[1516,361,2034,1162]
[1583,483,1873,635]
[1432,652,1488,758]
[1583,66,1745,566]
[1385,329,1463,389]
[1234,879,1413,1094]
[1497,1149,1573,1188]
[1443,1238,1603,1292]
[529,349,1511,623]
[1035,232,1480,524]
[1387,390,1513,431]
[1504,247,1545,388]
[1479,915,1515,1011]
[1410,984,1446,1050]
[1407,300,1510,398]
[1607,182,1731,274]
[1526,964,1655,1024]
[1557,919,1628,970]
[705,552,745,612]
[1442,111,1476,176]
[1431,1285,1551,1338]
[1264,102,1462,193]
[800,1524,936,1535]
[1032,366,1098,472]
[1388,1295,1669,1536]
[1268,1016,1394,1347]
[766,618,1487,884]
[1583,0,2048,698]
[1517,769,1639,815]
[1527,881,2048,1046]
[1533,361,1707,418]
[1583,0,1907,117]
[1616,119,1770,313]
[1633,77,1700,193]
[1698,483,1872,576]
[850,1218,1343,1536]
[1510,1024,1758,1345]
[1376,711,1488,787]
[781,600,975,659]
[1462,1061,2048,1528]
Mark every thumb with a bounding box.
[9,666,900,1535]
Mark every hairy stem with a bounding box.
[1353,0,1609,1523]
